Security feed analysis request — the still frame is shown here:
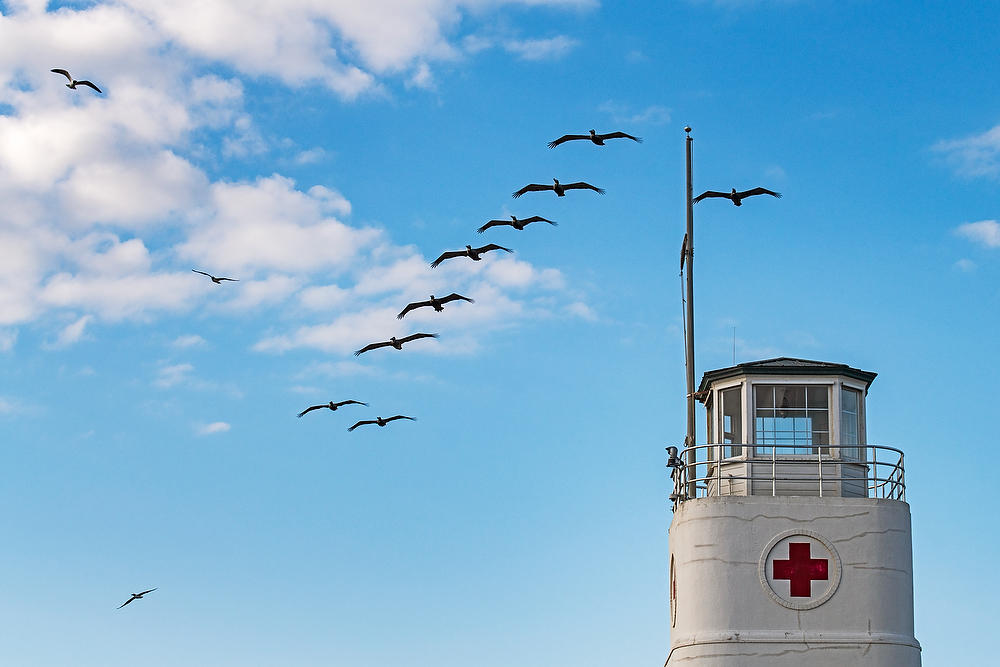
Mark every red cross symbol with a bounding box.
[772,542,829,597]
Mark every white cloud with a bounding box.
[47,314,91,348]
[598,100,671,126]
[0,396,18,415]
[955,220,1000,248]
[0,329,16,351]
[504,35,578,61]
[196,421,231,435]
[155,362,194,388]
[566,301,597,321]
[934,125,1000,179]
[955,258,977,272]
[172,334,206,348]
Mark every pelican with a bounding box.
[430,244,511,268]
[354,333,438,356]
[192,269,239,284]
[297,400,368,418]
[693,187,781,206]
[477,215,557,234]
[512,178,604,198]
[50,69,102,93]
[118,588,156,609]
[397,293,474,319]
[348,415,416,432]
[547,129,642,148]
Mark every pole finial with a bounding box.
[684,125,692,134]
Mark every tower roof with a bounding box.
[698,357,877,395]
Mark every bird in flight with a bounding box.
[118,588,156,609]
[431,244,511,268]
[348,415,416,432]
[50,69,102,93]
[192,269,239,284]
[354,333,438,356]
[397,293,474,319]
[693,187,781,206]
[477,215,557,234]
[512,178,604,198]
[297,400,368,418]
[547,129,642,148]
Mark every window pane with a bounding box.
[755,385,774,408]
[807,386,828,408]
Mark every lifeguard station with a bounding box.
[665,358,920,666]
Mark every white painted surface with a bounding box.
[665,496,920,666]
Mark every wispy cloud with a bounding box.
[154,362,195,388]
[955,220,1000,248]
[934,124,1000,179]
[0,329,16,352]
[46,315,92,348]
[196,421,231,435]
[598,100,671,126]
[955,258,977,272]
[504,36,579,61]
[172,334,206,349]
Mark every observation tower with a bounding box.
[665,357,920,666]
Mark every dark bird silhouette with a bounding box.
[354,333,438,356]
[680,233,688,274]
[118,588,156,609]
[397,293,474,319]
[348,415,416,432]
[547,129,642,148]
[50,69,102,93]
[297,400,368,418]
[430,244,511,268]
[693,187,781,206]
[512,178,604,199]
[192,269,239,284]
[477,215,557,234]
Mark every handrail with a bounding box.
[667,443,905,507]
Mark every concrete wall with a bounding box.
[666,496,920,666]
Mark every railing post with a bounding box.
[716,444,722,497]
[771,445,776,497]
[817,445,824,497]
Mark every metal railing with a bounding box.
[666,443,905,507]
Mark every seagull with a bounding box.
[297,400,368,418]
[547,129,642,148]
[430,244,511,268]
[354,333,438,356]
[50,69,102,93]
[397,293,474,319]
[477,215,557,234]
[192,269,239,284]
[118,588,156,609]
[348,415,416,432]
[693,187,781,206]
[512,178,604,198]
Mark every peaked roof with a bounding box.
[698,357,877,394]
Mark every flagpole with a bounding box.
[684,127,696,498]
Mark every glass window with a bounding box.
[754,384,830,455]
[720,387,742,457]
[841,386,861,460]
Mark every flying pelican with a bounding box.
[430,244,511,268]
[118,588,156,609]
[354,333,438,356]
[192,269,239,284]
[547,129,642,148]
[297,400,368,418]
[512,178,604,198]
[348,415,416,432]
[50,69,102,93]
[693,187,781,206]
[397,293,474,319]
[477,215,557,234]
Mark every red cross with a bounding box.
[772,542,828,597]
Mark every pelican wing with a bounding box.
[297,405,326,418]
[431,249,466,268]
[354,340,392,356]
[138,588,157,596]
[547,134,590,148]
[397,299,431,319]
[333,400,368,408]
[692,190,731,204]
[476,219,509,233]
[398,332,439,345]
[191,269,215,279]
[50,68,72,82]
[512,183,553,198]
[597,131,642,143]
[76,80,102,93]
[562,182,605,194]
[680,233,688,273]
[118,597,135,609]
[215,277,239,282]
[385,415,416,424]
[474,244,513,255]
[348,419,376,432]
[439,293,474,305]
[520,216,557,225]
[736,187,782,199]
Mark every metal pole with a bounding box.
[684,127,697,498]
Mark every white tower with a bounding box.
[665,358,920,666]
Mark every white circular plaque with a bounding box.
[759,530,841,610]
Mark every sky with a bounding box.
[0,0,997,664]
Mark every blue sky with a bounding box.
[0,0,997,664]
